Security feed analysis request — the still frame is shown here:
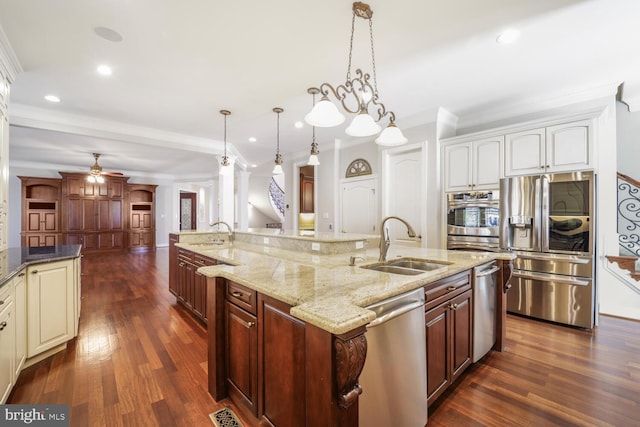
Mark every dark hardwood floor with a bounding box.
[8,249,640,426]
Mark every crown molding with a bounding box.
[0,24,22,80]
[9,103,251,168]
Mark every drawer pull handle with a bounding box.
[18,273,26,277]
[247,321,255,328]
[447,286,456,291]
[0,300,4,305]
[449,303,458,310]
[0,321,6,331]
[231,291,243,298]
[178,263,185,267]
[31,270,38,274]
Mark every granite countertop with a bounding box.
[0,245,82,288]
[172,228,378,243]
[179,241,514,335]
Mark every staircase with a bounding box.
[605,172,640,294]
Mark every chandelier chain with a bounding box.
[369,17,378,98]
[346,10,356,82]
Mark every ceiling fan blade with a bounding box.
[103,171,124,176]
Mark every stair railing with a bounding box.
[269,177,285,220]
[617,172,640,257]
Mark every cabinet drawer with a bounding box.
[177,248,194,263]
[0,284,11,308]
[194,254,215,267]
[424,270,471,312]
[226,281,257,315]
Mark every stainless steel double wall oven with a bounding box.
[447,191,500,251]
[500,171,596,329]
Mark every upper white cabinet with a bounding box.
[443,137,503,192]
[505,119,593,176]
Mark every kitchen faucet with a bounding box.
[378,216,416,262]
[209,220,233,244]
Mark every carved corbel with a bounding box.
[334,332,367,409]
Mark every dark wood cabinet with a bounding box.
[128,184,157,251]
[60,172,128,253]
[260,295,307,427]
[21,174,155,252]
[169,234,179,296]
[425,271,473,406]
[173,246,215,324]
[19,177,62,247]
[225,282,258,416]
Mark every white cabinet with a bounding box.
[443,137,503,192]
[27,259,76,358]
[0,284,14,404]
[13,271,26,378]
[505,120,593,176]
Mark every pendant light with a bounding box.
[304,2,407,146]
[219,109,232,176]
[307,88,320,166]
[272,107,284,175]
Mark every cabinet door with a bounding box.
[13,271,26,377]
[443,143,472,192]
[425,302,450,406]
[546,119,592,172]
[225,301,258,416]
[0,300,14,404]
[27,260,75,357]
[169,235,178,296]
[473,137,503,190]
[261,297,306,427]
[194,269,210,321]
[450,290,473,381]
[109,180,124,198]
[505,128,546,176]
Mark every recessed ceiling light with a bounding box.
[497,29,520,45]
[44,95,61,103]
[249,137,257,142]
[250,164,257,168]
[294,121,304,129]
[97,64,113,76]
[94,26,123,42]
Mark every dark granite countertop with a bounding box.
[0,245,82,288]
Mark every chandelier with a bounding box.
[272,107,284,175]
[87,153,105,184]
[304,2,408,146]
[219,109,232,176]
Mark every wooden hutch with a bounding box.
[20,173,157,253]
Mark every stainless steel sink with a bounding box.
[360,258,451,275]
[387,259,451,271]
[362,265,426,275]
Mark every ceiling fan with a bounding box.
[87,153,123,183]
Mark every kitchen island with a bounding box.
[171,233,513,426]
[0,245,82,404]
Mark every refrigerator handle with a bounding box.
[539,175,549,252]
[533,176,541,251]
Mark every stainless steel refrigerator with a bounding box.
[500,171,595,329]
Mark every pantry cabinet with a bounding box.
[0,282,14,404]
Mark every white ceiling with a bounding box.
[1,0,640,180]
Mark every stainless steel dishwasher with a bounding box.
[473,261,501,362]
[358,288,428,427]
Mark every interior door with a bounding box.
[341,178,377,234]
[385,148,422,246]
[180,192,197,230]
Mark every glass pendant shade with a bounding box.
[307,154,320,166]
[345,112,381,137]
[219,161,232,176]
[272,163,284,175]
[304,97,346,127]
[375,122,409,146]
